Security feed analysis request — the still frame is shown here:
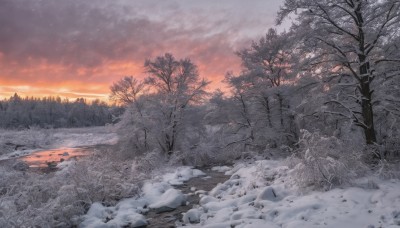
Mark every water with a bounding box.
[145,169,230,227]
[20,147,93,168]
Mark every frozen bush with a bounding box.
[375,159,400,179]
[0,149,143,227]
[383,136,400,159]
[68,155,141,206]
[289,129,367,190]
[133,149,167,174]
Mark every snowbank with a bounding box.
[181,160,400,227]
[81,159,400,227]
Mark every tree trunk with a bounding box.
[354,2,377,145]
[263,96,273,128]
[277,93,284,128]
[143,128,148,149]
[359,56,377,145]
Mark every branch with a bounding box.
[315,3,359,41]
[324,100,367,129]
[366,3,398,55]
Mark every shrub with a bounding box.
[288,129,367,190]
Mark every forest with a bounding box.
[1,0,400,227]
[0,94,122,129]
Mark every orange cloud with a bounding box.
[0,56,240,101]
[0,0,283,101]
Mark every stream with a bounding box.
[20,147,93,168]
[145,169,230,227]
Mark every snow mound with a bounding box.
[80,201,147,228]
[149,188,186,212]
[182,208,202,224]
[163,167,206,185]
[256,186,280,202]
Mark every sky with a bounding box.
[0,0,286,101]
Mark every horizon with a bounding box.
[0,0,287,102]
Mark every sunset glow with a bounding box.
[0,0,285,101]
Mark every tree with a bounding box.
[224,29,299,149]
[277,0,400,145]
[114,53,209,158]
[0,94,114,129]
[239,29,297,129]
[109,76,145,106]
[144,53,210,155]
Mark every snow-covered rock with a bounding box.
[81,166,206,226]
[163,167,206,185]
[182,208,202,224]
[256,186,279,201]
[149,188,186,213]
[199,196,218,205]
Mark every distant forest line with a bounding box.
[0,93,124,129]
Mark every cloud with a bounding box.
[0,0,284,100]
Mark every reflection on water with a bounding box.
[21,147,92,168]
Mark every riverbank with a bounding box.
[0,126,118,161]
[78,159,400,227]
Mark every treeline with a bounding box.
[0,93,123,129]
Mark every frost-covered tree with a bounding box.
[114,53,209,158]
[110,76,145,106]
[223,29,300,149]
[0,94,115,129]
[144,53,210,155]
[277,0,400,146]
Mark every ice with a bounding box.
[211,166,232,172]
[0,126,118,160]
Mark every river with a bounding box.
[20,147,94,168]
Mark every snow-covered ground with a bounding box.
[79,159,400,227]
[181,160,400,228]
[0,126,118,160]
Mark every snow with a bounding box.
[80,166,205,226]
[163,167,206,185]
[0,126,118,160]
[211,166,232,173]
[181,160,400,228]
[79,202,147,228]
[148,188,185,210]
[182,208,202,224]
[78,156,400,227]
